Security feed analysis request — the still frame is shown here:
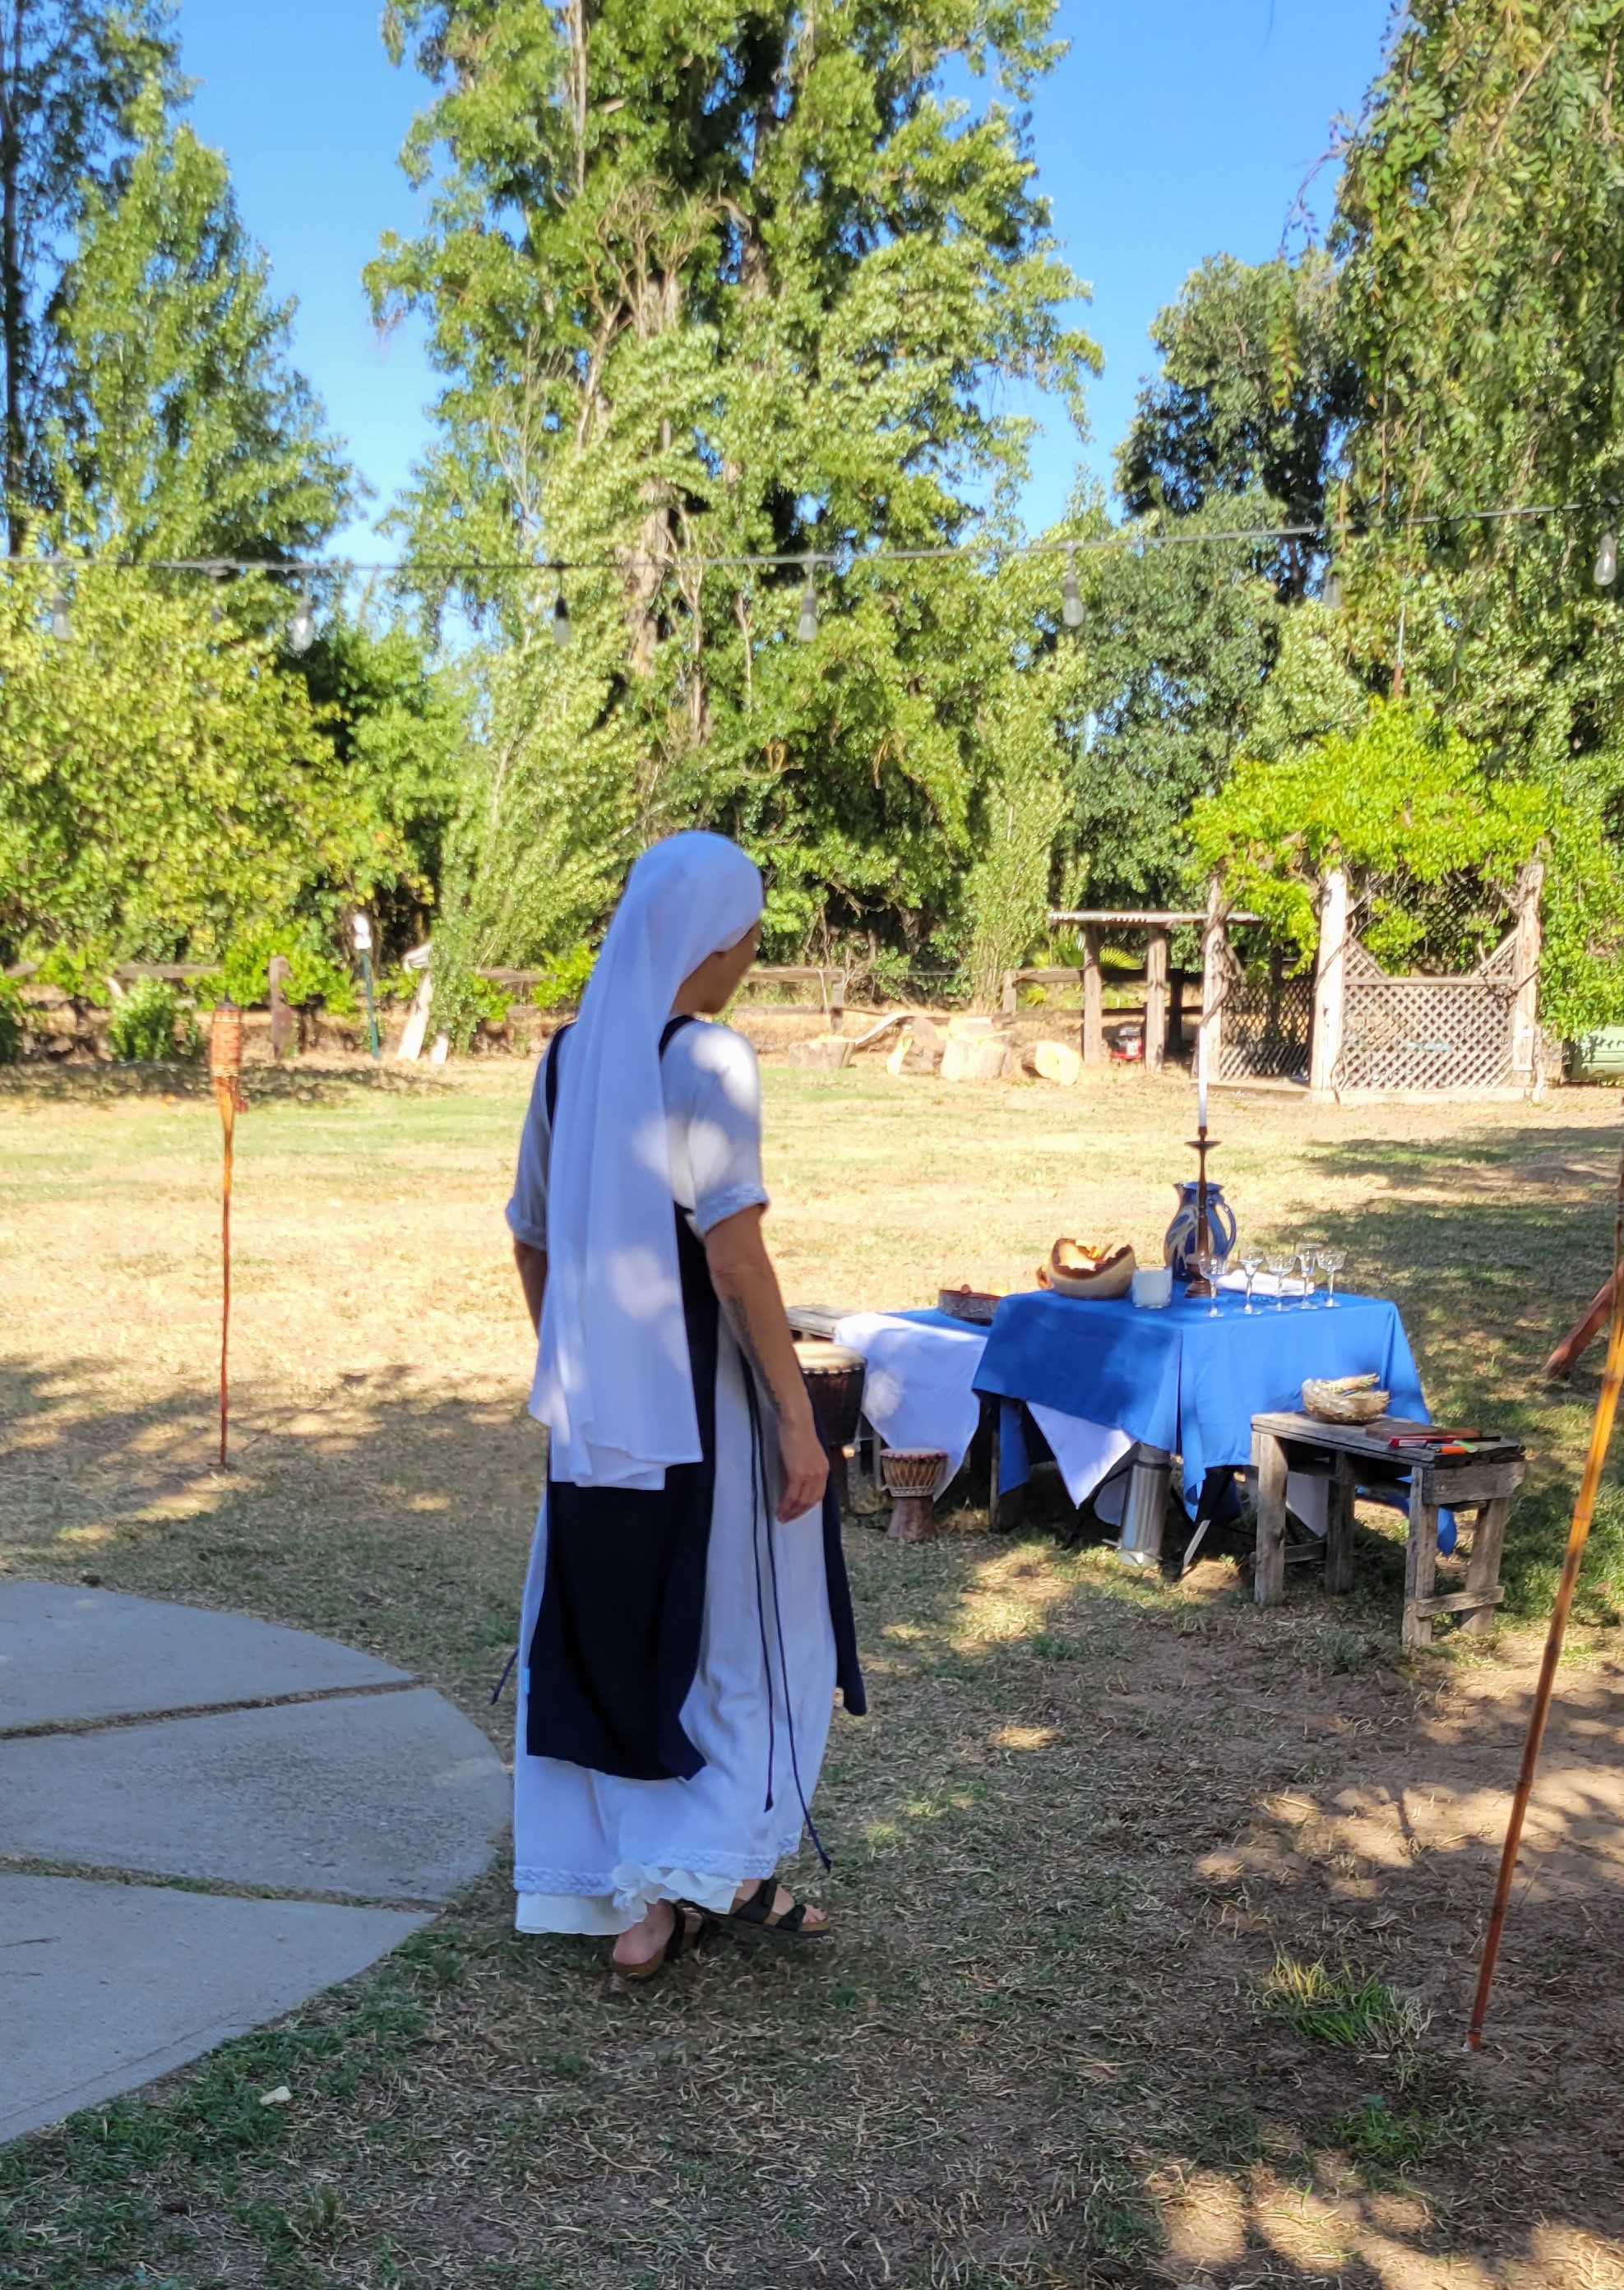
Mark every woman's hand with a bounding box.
[775,1404,830,1523]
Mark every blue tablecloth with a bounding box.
[972,1288,1428,1506]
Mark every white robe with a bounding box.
[507,1021,839,1933]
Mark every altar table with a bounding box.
[974,1287,1429,1510]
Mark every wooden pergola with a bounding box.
[1004,899,1260,1071]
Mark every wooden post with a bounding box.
[1002,970,1018,1018]
[1081,926,1104,1066]
[1464,1497,1512,1636]
[1145,928,1169,1074]
[1308,867,1349,1099]
[1252,1423,1288,1607]
[1326,1454,1357,1595]
[1200,880,1227,1081]
[208,1004,245,1469]
[1167,965,1185,1056]
[1511,858,1544,1089]
[267,954,294,1062]
[1402,1464,1440,1649]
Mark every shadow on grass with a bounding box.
[4,1339,1624,2286]
[0,1060,461,1107]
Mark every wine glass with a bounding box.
[1297,1245,1320,1307]
[1265,1247,1295,1310]
[1196,1246,1228,1316]
[1320,1247,1346,1307]
[1239,1247,1265,1314]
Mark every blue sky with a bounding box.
[174,0,1395,555]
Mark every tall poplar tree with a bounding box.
[369,0,1097,973]
[0,0,175,552]
[1330,0,1624,1025]
[53,84,358,562]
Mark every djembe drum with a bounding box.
[880,1447,946,1543]
[793,1340,867,1515]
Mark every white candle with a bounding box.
[1197,1020,1209,1130]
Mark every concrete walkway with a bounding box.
[0,1581,509,2145]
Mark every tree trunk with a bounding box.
[0,2,26,556]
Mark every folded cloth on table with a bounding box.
[833,1311,987,1486]
[1218,1270,1311,1296]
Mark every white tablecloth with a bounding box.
[833,1312,1133,1507]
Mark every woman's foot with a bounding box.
[728,1877,831,1936]
[612,1898,678,1973]
[611,1899,714,1979]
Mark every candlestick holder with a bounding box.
[1184,1126,1219,1297]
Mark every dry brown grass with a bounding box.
[2,1055,1624,2288]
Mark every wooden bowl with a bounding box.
[1042,1238,1137,1302]
[938,1286,1000,1325]
[1302,1376,1391,1425]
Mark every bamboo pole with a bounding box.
[1467,1141,1624,2050]
[209,1002,245,1469]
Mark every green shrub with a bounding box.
[0,978,23,1064]
[108,978,200,1062]
[212,924,359,1018]
[35,945,115,1001]
[466,972,514,1025]
[531,943,595,1011]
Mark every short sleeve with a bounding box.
[678,1024,770,1236]
[505,1052,553,1250]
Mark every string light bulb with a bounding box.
[289,586,316,654]
[1595,526,1618,589]
[49,589,71,642]
[551,584,571,645]
[796,558,819,642]
[1061,547,1084,629]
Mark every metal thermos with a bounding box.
[1114,1445,1173,1567]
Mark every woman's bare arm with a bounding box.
[704,1205,828,1522]
[514,1239,547,1335]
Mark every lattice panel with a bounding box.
[1335,978,1515,1091]
[1219,974,1314,1082]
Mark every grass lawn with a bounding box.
[2,1056,1623,2288]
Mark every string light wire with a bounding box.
[11,497,1612,627]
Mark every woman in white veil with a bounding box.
[506,831,864,1975]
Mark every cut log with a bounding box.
[942,1034,1011,1081]
[850,1010,908,1052]
[1021,1039,1081,1087]
[886,1015,945,1075]
[946,1012,997,1039]
[788,1034,854,1071]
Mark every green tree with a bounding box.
[0,571,407,965]
[1326,0,1624,1024]
[294,611,470,954]
[368,0,1099,975]
[1337,2,1624,534]
[1055,495,1284,909]
[52,82,357,562]
[0,0,177,551]
[1117,250,1358,594]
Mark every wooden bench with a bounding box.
[1250,1413,1527,1647]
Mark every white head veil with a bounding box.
[534,831,764,1489]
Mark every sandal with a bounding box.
[724,1877,831,1939]
[613,1905,715,1982]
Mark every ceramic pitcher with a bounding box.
[1164,1179,1238,1282]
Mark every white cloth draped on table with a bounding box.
[833,1312,1134,1509]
